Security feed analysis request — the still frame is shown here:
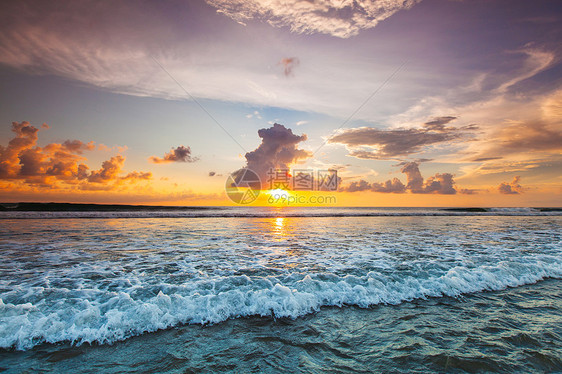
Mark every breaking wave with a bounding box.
[2,258,561,350]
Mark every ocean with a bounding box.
[0,207,561,372]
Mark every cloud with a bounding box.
[246,111,262,119]
[400,161,424,192]
[244,123,311,181]
[344,177,406,193]
[149,146,198,164]
[389,49,559,172]
[423,116,457,131]
[0,121,151,190]
[447,88,562,185]
[330,117,469,159]
[476,121,562,160]
[0,0,416,121]
[97,144,129,153]
[1,1,560,198]
[457,156,562,189]
[88,155,125,183]
[422,172,456,194]
[343,161,458,194]
[344,179,371,192]
[0,0,559,139]
[496,49,555,93]
[3,1,557,132]
[279,57,299,77]
[62,140,96,154]
[0,1,426,123]
[401,162,457,194]
[471,157,503,162]
[205,0,421,38]
[371,178,407,193]
[122,171,152,181]
[0,121,40,178]
[498,176,523,194]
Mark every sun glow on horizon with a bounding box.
[266,188,292,199]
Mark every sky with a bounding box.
[0,0,561,207]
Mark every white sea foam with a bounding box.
[1,258,561,350]
[1,213,560,350]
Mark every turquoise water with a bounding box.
[0,208,561,372]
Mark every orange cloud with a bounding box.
[0,121,151,191]
[88,155,125,183]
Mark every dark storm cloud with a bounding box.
[149,146,198,164]
[245,123,311,181]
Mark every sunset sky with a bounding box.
[0,0,561,206]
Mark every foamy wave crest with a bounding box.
[1,258,561,350]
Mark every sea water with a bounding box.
[0,207,561,372]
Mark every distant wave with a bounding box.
[1,259,561,351]
[0,207,560,219]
